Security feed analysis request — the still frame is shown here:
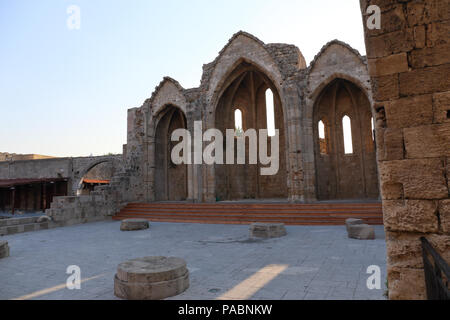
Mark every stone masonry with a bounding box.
[124,31,379,205]
[359,0,450,299]
[21,31,381,226]
[0,155,123,196]
[8,5,449,300]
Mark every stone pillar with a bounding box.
[359,0,450,299]
[146,135,156,203]
[283,81,305,202]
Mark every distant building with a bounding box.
[0,153,55,162]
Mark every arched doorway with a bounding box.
[155,105,188,201]
[214,62,287,201]
[313,78,379,200]
[75,160,115,196]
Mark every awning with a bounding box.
[82,179,110,184]
[0,178,68,188]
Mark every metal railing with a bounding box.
[421,237,450,300]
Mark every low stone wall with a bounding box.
[0,216,58,236]
[46,195,111,226]
[45,171,135,226]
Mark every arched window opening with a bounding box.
[371,116,375,141]
[265,89,276,137]
[234,109,243,137]
[318,120,327,155]
[342,115,353,154]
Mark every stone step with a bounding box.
[120,208,382,214]
[113,215,382,226]
[114,202,384,226]
[117,210,382,217]
[128,202,382,207]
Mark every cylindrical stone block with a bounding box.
[114,256,189,300]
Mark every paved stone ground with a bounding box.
[0,221,387,300]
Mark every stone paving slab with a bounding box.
[0,221,387,300]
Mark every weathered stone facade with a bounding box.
[124,31,379,204]
[359,0,450,300]
[37,32,379,226]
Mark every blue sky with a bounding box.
[0,0,365,157]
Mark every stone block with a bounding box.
[0,240,10,259]
[387,232,450,300]
[368,53,408,76]
[426,21,450,48]
[372,74,399,101]
[409,43,450,68]
[249,223,287,239]
[347,224,375,240]
[386,232,423,269]
[438,200,450,233]
[388,266,426,300]
[433,91,450,124]
[6,226,19,235]
[406,0,450,27]
[399,64,450,96]
[414,25,426,49]
[404,123,450,158]
[386,232,450,270]
[385,94,433,129]
[427,234,450,264]
[365,28,415,59]
[381,182,404,200]
[379,159,448,200]
[378,128,404,161]
[114,257,189,300]
[23,224,35,233]
[384,200,439,233]
[120,219,150,231]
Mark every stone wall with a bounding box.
[83,161,115,181]
[0,155,123,196]
[359,0,450,299]
[0,155,127,225]
[46,169,133,225]
[37,31,379,226]
[0,157,72,181]
[302,41,375,201]
[120,31,377,205]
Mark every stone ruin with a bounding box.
[0,0,448,300]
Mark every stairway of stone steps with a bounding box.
[113,202,384,225]
[0,216,58,236]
